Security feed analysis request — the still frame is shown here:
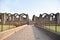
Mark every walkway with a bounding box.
[4,25,53,40]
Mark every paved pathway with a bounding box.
[4,25,53,40]
[32,25,53,40]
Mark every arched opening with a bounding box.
[6,13,11,21]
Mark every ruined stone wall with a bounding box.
[32,13,60,26]
[0,13,29,25]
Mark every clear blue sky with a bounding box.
[0,0,60,19]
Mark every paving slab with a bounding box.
[4,25,35,40]
[32,25,53,40]
[4,25,53,40]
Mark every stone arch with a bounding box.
[42,13,48,18]
[39,14,42,18]
[6,13,11,21]
[21,13,28,18]
[49,13,55,25]
[14,13,19,21]
[42,13,49,25]
[14,13,19,18]
[20,13,28,21]
[50,13,55,21]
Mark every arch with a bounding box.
[20,13,28,19]
[49,13,55,21]
[42,13,48,18]
[39,14,42,18]
[19,13,29,24]
[6,13,11,21]
[14,13,19,21]
[14,13,19,18]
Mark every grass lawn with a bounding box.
[0,25,16,31]
[44,26,60,33]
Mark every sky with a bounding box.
[0,0,60,19]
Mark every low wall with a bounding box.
[35,25,60,40]
[0,24,27,40]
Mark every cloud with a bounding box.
[0,0,11,12]
[0,0,60,19]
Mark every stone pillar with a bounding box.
[20,15,22,21]
[26,14,29,20]
[0,14,3,24]
[57,13,60,25]
[3,13,7,24]
[11,15,14,21]
[13,15,15,22]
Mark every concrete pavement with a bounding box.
[4,25,53,40]
[32,25,53,40]
[4,25,35,40]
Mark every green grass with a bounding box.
[0,25,16,31]
[44,26,60,32]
